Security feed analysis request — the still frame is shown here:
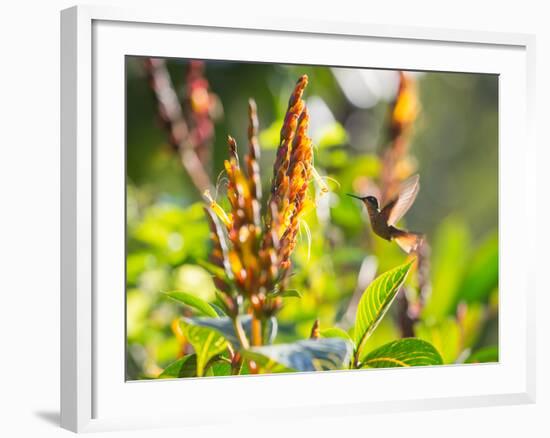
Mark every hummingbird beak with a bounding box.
[346,193,363,201]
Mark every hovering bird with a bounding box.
[347,175,424,254]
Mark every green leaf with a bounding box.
[415,318,461,364]
[456,232,498,305]
[242,338,353,373]
[465,346,499,364]
[458,302,486,349]
[357,318,401,358]
[205,360,232,376]
[320,327,353,344]
[212,290,232,316]
[162,291,218,318]
[422,217,471,319]
[238,361,251,375]
[180,322,227,377]
[281,289,302,298]
[209,302,229,317]
[182,315,278,347]
[268,288,303,299]
[361,338,443,368]
[158,354,197,378]
[196,259,230,283]
[354,260,414,359]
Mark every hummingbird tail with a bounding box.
[393,231,424,254]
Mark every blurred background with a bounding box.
[126,57,498,379]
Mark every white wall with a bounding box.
[0,1,546,437]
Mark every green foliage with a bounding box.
[196,260,230,285]
[180,322,227,377]
[320,327,353,343]
[354,260,414,360]
[206,360,233,377]
[456,231,498,305]
[465,346,499,364]
[415,318,461,364]
[458,302,486,350]
[242,338,354,373]
[358,318,401,357]
[422,217,471,319]
[361,339,443,368]
[162,291,218,318]
[182,316,278,347]
[159,354,197,378]
[125,59,499,380]
[268,288,303,299]
[318,262,443,369]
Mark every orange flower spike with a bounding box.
[391,71,420,137]
[289,107,310,163]
[204,75,314,316]
[380,71,420,201]
[247,99,260,160]
[227,135,240,167]
[203,206,234,292]
[270,75,308,196]
[258,201,281,292]
[278,111,314,270]
[261,75,312,287]
[287,111,313,218]
[203,190,232,229]
[292,109,329,199]
[225,136,245,212]
[289,75,309,109]
[263,76,309,269]
[288,109,312,181]
[249,198,262,236]
[224,162,239,211]
[226,136,256,227]
[233,170,251,212]
[228,250,246,290]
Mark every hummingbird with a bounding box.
[347,174,424,254]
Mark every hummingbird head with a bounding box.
[364,196,379,209]
[346,193,379,210]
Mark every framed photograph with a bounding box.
[61,5,536,433]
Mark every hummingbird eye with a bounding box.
[366,196,378,206]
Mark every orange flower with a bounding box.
[205,75,313,318]
[391,71,420,140]
[381,71,421,201]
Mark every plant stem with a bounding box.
[353,350,360,369]
[230,352,242,375]
[143,58,212,193]
[232,316,250,350]
[396,288,415,338]
[251,314,262,346]
[226,343,235,361]
[396,241,431,337]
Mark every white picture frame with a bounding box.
[60,5,536,433]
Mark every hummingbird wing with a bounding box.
[382,174,420,226]
[394,230,424,254]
